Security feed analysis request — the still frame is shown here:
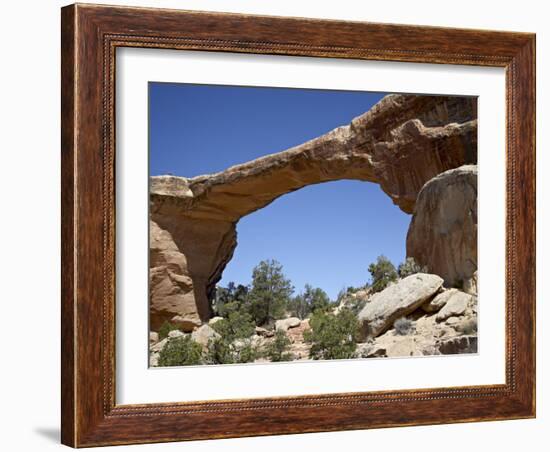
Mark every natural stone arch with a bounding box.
[149,94,477,331]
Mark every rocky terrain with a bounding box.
[148,93,478,364]
[149,273,477,366]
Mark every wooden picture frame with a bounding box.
[61,3,536,447]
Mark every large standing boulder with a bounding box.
[407,165,478,291]
[358,273,444,338]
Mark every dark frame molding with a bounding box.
[61,3,536,447]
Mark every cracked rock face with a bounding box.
[149,94,477,331]
[407,165,478,290]
[357,273,444,338]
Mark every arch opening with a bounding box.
[219,179,411,301]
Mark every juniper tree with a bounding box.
[248,259,293,326]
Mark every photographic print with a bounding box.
[61,5,535,444]
[148,83,478,367]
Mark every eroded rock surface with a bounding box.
[150,95,477,331]
[356,289,477,358]
[407,165,478,289]
[357,273,444,338]
[275,317,301,332]
[435,291,471,322]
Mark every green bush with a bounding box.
[266,330,293,362]
[336,288,348,304]
[158,321,180,340]
[248,259,294,326]
[304,308,359,360]
[288,294,309,320]
[204,336,235,365]
[204,337,259,365]
[206,303,258,364]
[393,317,413,336]
[397,257,428,278]
[368,255,398,293]
[211,302,256,342]
[233,340,259,363]
[214,282,249,317]
[345,297,368,315]
[158,336,203,366]
[288,284,332,319]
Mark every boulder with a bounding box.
[149,352,159,367]
[149,332,159,344]
[462,271,478,295]
[191,324,220,348]
[407,165,478,291]
[422,288,457,313]
[445,316,460,326]
[436,291,471,322]
[275,317,301,331]
[437,335,478,354]
[358,273,444,338]
[208,316,224,326]
[454,317,478,334]
[385,337,425,358]
[150,338,168,353]
[167,329,185,339]
[255,326,275,337]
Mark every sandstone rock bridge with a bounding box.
[149,94,478,331]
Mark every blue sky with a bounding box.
[149,83,411,299]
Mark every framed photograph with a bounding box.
[61,3,536,447]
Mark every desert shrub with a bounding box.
[368,255,398,293]
[398,257,428,278]
[304,308,359,360]
[211,302,256,341]
[346,286,364,294]
[288,294,309,320]
[288,284,331,319]
[206,303,257,364]
[158,336,203,366]
[265,330,293,362]
[336,288,348,304]
[248,259,294,326]
[213,282,249,317]
[206,301,257,365]
[233,340,259,363]
[204,336,234,365]
[204,337,259,365]
[393,317,414,336]
[158,321,180,340]
[345,297,368,315]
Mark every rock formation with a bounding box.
[150,94,477,331]
[275,317,301,332]
[435,290,472,322]
[353,274,477,358]
[357,273,444,338]
[406,165,478,290]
